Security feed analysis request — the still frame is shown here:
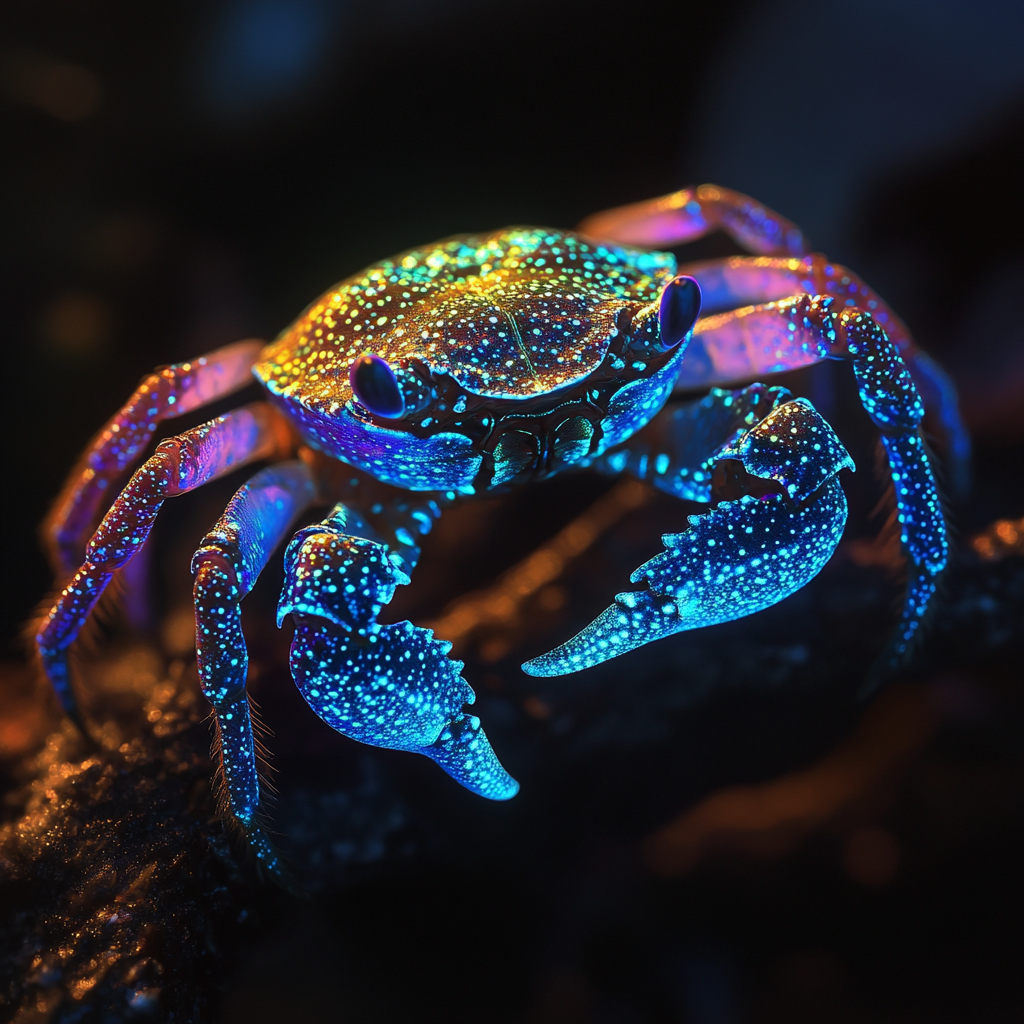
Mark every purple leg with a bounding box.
[578,189,967,492]
[44,339,262,575]
[192,460,316,875]
[36,403,289,721]
[675,255,970,494]
[682,296,948,671]
[578,184,808,257]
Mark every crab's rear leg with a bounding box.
[191,461,316,874]
[278,499,518,801]
[578,183,808,257]
[36,403,290,720]
[44,340,262,575]
[525,389,854,675]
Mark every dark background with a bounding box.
[2,2,1023,1022]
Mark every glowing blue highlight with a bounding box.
[268,394,482,492]
[596,342,687,453]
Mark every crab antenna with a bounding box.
[350,353,406,418]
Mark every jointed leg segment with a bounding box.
[192,460,316,871]
[44,340,262,574]
[37,403,290,718]
[592,383,795,503]
[581,188,968,492]
[692,296,948,585]
[675,254,970,492]
[578,184,808,257]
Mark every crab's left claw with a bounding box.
[523,399,854,676]
[280,516,518,800]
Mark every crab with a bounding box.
[37,185,958,874]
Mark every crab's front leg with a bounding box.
[675,255,970,496]
[192,460,317,874]
[277,498,518,801]
[524,388,854,675]
[581,189,968,495]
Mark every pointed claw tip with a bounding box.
[501,778,520,800]
[478,774,520,801]
[521,654,572,677]
[425,712,519,801]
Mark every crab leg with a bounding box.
[581,188,966,493]
[578,183,808,257]
[525,395,853,676]
[44,339,263,575]
[675,255,969,494]
[192,461,316,874]
[36,403,290,720]
[278,499,518,802]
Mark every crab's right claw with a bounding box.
[279,525,518,800]
[523,399,854,676]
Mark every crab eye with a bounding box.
[658,275,701,350]
[350,353,405,418]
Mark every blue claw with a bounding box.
[281,524,518,800]
[523,399,853,677]
[290,618,518,799]
[426,711,521,801]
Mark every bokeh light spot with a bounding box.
[0,50,101,121]
[199,0,341,116]
[40,291,111,356]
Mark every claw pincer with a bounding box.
[523,399,854,676]
[278,507,518,800]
